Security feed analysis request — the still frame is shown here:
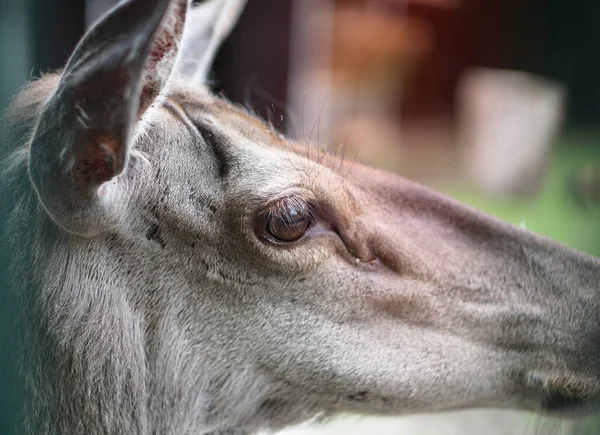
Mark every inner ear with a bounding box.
[27,0,189,236]
[139,0,188,112]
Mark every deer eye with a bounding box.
[264,198,313,243]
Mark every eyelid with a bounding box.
[261,189,317,209]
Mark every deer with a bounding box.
[1,0,600,434]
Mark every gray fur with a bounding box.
[2,0,600,434]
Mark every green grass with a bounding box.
[437,132,600,257]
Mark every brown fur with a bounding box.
[2,1,600,434]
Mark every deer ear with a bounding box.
[178,0,247,85]
[29,0,188,236]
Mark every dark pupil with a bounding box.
[268,201,310,241]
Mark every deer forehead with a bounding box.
[152,88,355,207]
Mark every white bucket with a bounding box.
[458,68,566,197]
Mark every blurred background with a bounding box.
[1,0,600,433]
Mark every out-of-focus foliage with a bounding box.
[440,132,600,257]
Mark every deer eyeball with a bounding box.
[262,197,313,243]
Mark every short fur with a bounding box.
[2,1,600,434]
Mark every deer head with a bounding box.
[4,0,599,433]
